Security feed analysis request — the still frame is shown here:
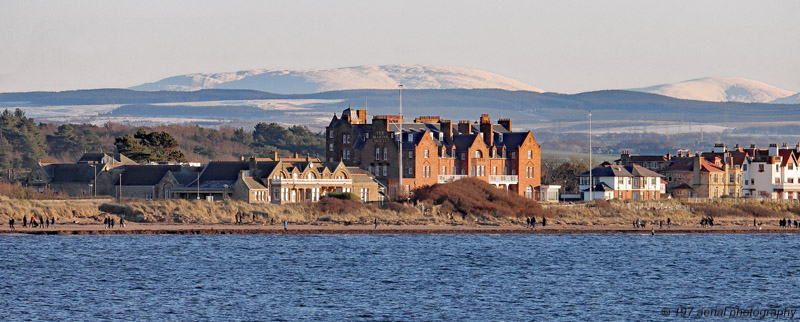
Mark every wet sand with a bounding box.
[1,223,798,235]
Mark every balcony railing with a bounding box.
[488,175,518,185]
[438,175,468,184]
[775,182,800,190]
[272,178,352,185]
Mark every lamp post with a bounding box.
[223,184,228,201]
[397,84,403,200]
[89,164,98,197]
[588,111,593,201]
[196,172,200,200]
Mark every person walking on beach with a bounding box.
[103,217,108,229]
[51,217,55,227]
[22,215,27,228]
[39,215,44,229]
[374,218,378,229]
[110,218,115,229]
[542,217,547,227]
[526,217,530,228]
[667,217,671,228]
[283,220,287,231]
[119,217,124,228]
[531,216,536,229]
[8,218,14,230]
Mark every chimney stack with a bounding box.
[498,118,512,132]
[272,150,278,160]
[458,120,472,134]
[769,143,778,156]
[440,120,453,142]
[479,114,493,146]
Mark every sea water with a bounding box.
[1,234,798,321]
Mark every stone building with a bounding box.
[27,152,136,196]
[169,154,382,204]
[325,108,541,199]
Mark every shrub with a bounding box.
[412,178,549,218]
[325,192,361,201]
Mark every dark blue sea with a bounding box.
[1,234,799,321]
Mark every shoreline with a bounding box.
[2,223,799,235]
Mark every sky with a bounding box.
[1,0,798,93]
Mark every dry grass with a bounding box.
[2,195,799,228]
[548,199,800,227]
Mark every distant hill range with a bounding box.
[129,64,544,94]
[129,65,798,104]
[629,77,795,104]
[3,88,800,125]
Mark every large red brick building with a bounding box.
[325,108,541,199]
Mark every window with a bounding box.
[408,151,414,159]
[743,164,748,171]
[375,148,380,160]
[759,164,765,172]
[511,152,516,159]
[407,167,413,175]
[493,166,497,175]
[511,169,516,175]
[383,148,388,160]
[424,150,429,158]
[475,150,483,158]
[460,153,466,160]
[471,166,476,176]
[329,144,334,152]
[729,174,734,183]
[368,165,373,174]
[442,166,446,175]
[365,132,370,139]
[790,164,794,170]
[528,150,532,159]
[328,130,333,138]
[382,165,387,176]
[502,150,506,158]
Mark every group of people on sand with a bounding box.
[525,216,546,228]
[700,216,715,227]
[103,217,124,229]
[234,211,247,225]
[634,218,672,229]
[7,215,55,229]
[779,218,799,229]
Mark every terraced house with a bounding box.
[326,108,541,199]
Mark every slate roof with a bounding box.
[191,161,250,188]
[662,157,723,173]
[44,164,103,183]
[582,182,614,192]
[579,165,663,177]
[77,152,136,165]
[240,177,267,190]
[119,165,181,186]
[672,183,694,190]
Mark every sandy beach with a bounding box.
[2,222,798,235]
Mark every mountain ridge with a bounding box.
[130,64,544,94]
[629,77,794,103]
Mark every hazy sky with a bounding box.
[1,0,798,93]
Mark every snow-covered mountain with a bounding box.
[130,65,544,94]
[629,77,794,103]
[770,92,800,104]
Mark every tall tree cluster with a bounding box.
[0,109,47,170]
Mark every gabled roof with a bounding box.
[672,183,694,190]
[496,132,530,150]
[452,134,480,152]
[579,165,663,177]
[240,176,267,190]
[77,152,136,165]
[662,157,723,173]
[44,164,103,183]
[582,182,614,192]
[778,149,796,167]
[119,165,182,186]
[192,161,250,188]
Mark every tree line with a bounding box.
[0,108,325,180]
